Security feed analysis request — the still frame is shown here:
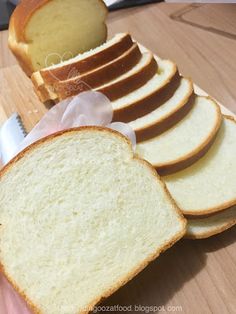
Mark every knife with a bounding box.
[0,113,27,165]
[108,0,162,11]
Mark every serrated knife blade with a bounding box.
[0,113,27,165]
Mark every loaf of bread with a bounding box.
[0,127,186,314]
[8,0,108,76]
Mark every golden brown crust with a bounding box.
[97,54,157,101]
[8,33,35,77]
[185,204,236,219]
[184,200,236,218]
[135,82,195,142]
[39,34,134,83]
[0,126,186,314]
[173,115,236,217]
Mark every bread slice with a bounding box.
[32,43,142,102]
[164,116,236,217]
[38,33,133,84]
[95,52,157,101]
[112,58,180,122]
[8,0,108,76]
[129,78,194,142]
[186,205,236,239]
[136,97,222,175]
[0,127,186,314]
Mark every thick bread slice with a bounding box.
[33,43,142,102]
[39,33,133,83]
[129,78,194,142]
[136,97,222,175]
[186,206,236,239]
[112,58,180,122]
[164,116,236,217]
[95,52,157,101]
[0,127,186,314]
[8,0,108,76]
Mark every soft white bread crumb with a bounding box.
[164,116,236,216]
[186,206,236,239]
[0,127,185,314]
[136,96,221,172]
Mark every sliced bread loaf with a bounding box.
[112,58,180,122]
[35,50,156,103]
[38,33,133,84]
[164,116,236,217]
[129,78,194,142]
[32,43,142,102]
[186,205,236,239]
[96,52,157,101]
[8,0,108,76]
[0,127,186,314]
[136,97,222,175]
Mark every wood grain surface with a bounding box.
[0,3,235,314]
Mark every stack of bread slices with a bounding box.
[32,33,236,239]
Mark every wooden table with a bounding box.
[0,3,236,314]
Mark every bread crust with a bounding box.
[97,54,157,101]
[113,67,181,122]
[185,204,236,219]
[170,115,236,217]
[185,220,236,239]
[0,126,186,314]
[8,0,108,77]
[135,80,194,142]
[185,205,236,239]
[39,34,134,83]
[39,44,142,101]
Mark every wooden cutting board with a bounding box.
[0,64,236,314]
[0,65,47,130]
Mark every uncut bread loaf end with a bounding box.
[0,127,186,314]
[8,0,108,76]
